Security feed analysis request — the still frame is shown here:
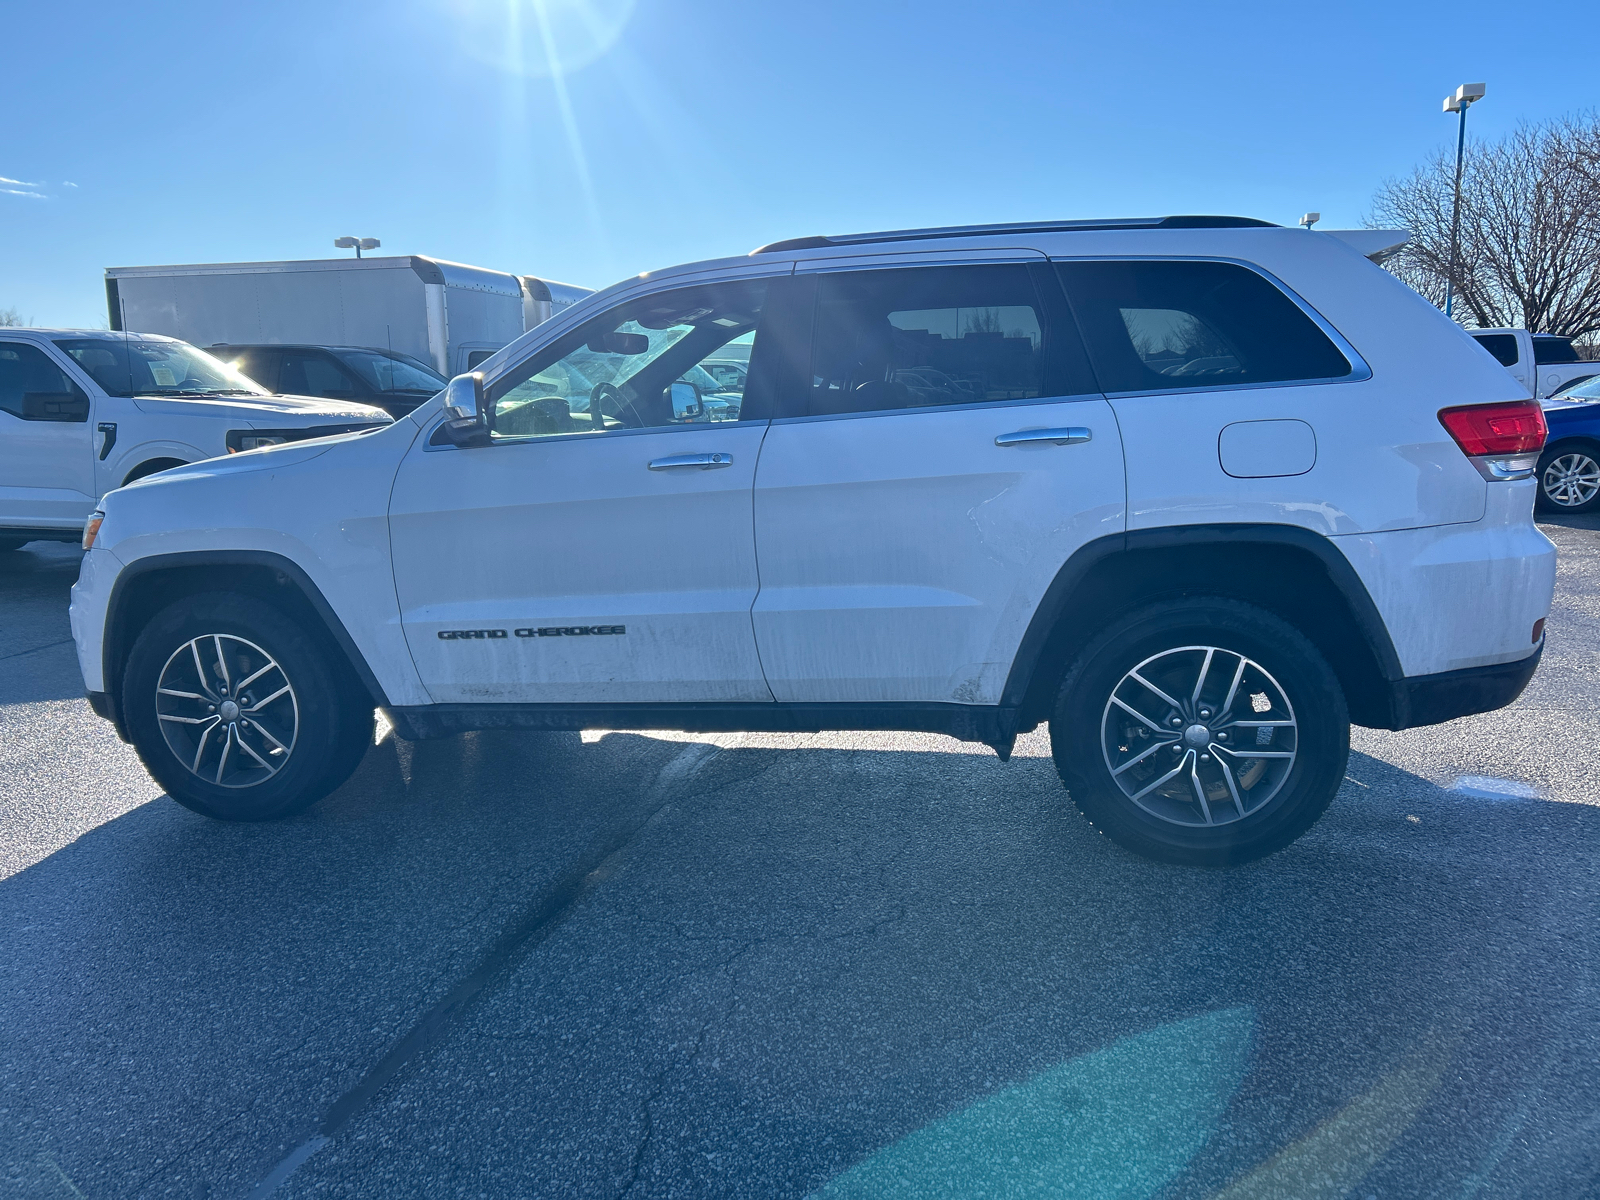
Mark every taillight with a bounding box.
[1438,400,1547,457]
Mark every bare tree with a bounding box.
[0,306,26,327]
[1369,113,1600,354]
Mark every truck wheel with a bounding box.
[122,592,373,821]
[1050,597,1349,866]
[1535,444,1600,514]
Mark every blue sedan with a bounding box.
[1538,373,1600,513]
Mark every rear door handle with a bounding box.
[648,452,733,471]
[994,427,1091,447]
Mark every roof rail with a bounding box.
[750,215,1277,255]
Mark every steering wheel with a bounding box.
[589,382,636,428]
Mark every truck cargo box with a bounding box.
[105,256,591,377]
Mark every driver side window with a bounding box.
[488,279,766,440]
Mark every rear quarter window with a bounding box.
[1055,260,1353,395]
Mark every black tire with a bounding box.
[122,591,372,820]
[1049,597,1349,866]
[1534,442,1600,514]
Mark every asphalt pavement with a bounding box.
[1,524,1597,1199]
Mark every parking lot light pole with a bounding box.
[334,236,381,260]
[1442,82,1486,320]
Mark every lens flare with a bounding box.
[454,0,636,77]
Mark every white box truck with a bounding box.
[104,256,591,378]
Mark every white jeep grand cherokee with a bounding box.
[0,329,390,550]
[69,218,1556,865]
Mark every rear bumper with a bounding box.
[1378,644,1542,731]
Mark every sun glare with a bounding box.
[453,0,636,77]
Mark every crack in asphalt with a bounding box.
[130,1103,253,1199]
[241,737,728,1200]
[0,638,73,664]
[615,899,911,1196]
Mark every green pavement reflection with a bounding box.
[814,1007,1255,1199]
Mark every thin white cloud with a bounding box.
[2,174,49,199]
[61,181,78,187]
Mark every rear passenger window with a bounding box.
[1473,334,1520,367]
[808,265,1047,416]
[1532,336,1579,365]
[281,352,356,399]
[1057,260,1353,394]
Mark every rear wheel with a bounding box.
[1536,444,1600,514]
[1050,597,1349,866]
[122,592,372,820]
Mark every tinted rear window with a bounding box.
[808,264,1050,417]
[1472,334,1520,367]
[1055,260,1352,394]
[1533,336,1579,364]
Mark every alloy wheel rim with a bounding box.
[155,634,299,788]
[1542,453,1600,508]
[1101,645,1298,828]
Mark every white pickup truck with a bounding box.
[1470,329,1599,399]
[0,329,391,550]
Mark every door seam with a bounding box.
[746,418,779,703]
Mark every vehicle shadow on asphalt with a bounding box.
[0,543,85,706]
[2,729,1597,1198]
[1538,512,1600,532]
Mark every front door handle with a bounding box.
[648,452,733,471]
[994,427,1091,447]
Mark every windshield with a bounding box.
[1551,374,1600,401]
[53,337,269,398]
[336,350,446,394]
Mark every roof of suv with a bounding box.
[207,343,425,355]
[751,215,1277,255]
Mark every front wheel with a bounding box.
[1050,597,1349,866]
[122,592,373,820]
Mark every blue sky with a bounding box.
[3,0,1593,328]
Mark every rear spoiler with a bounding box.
[1322,229,1410,264]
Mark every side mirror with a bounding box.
[443,371,484,420]
[432,372,490,447]
[669,380,702,420]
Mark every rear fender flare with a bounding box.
[1001,524,1404,727]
